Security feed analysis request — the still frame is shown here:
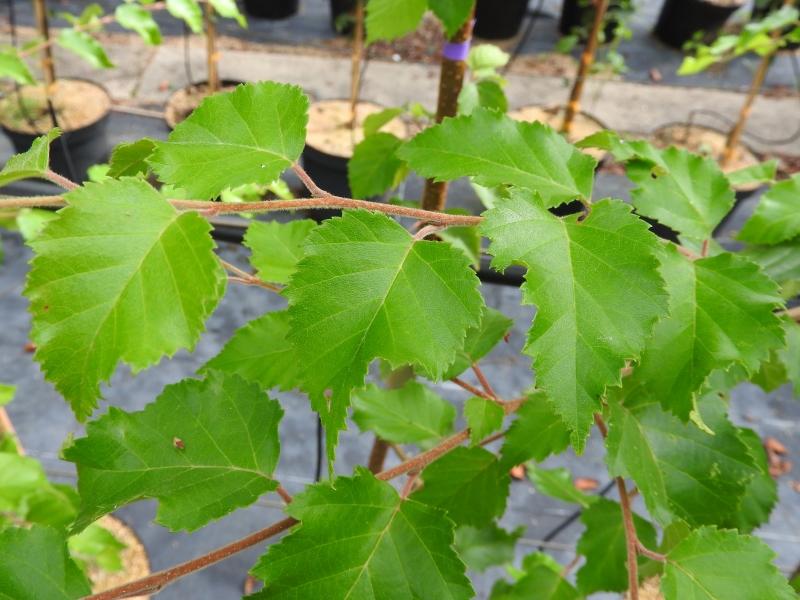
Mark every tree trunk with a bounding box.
[421,14,475,212]
[562,0,610,134]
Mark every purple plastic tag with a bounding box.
[442,40,471,61]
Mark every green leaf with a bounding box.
[115,3,161,45]
[741,239,800,299]
[662,527,795,600]
[734,428,778,532]
[351,380,456,445]
[627,146,734,240]
[0,383,15,406]
[576,498,658,594]
[165,0,202,33]
[438,221,481,268]
[64,372,282,532]
[365,0,427,43]
[466,44,510,76]
[68,522,126,573]
[0,453,47,514]
[398,109,597,207]
[150,82,308,199]
[464,397,504,445]
[0,526,91,599]
[285,210,483,460]
[25,178,226,419]
[363,107,404,137]
[527,466,595,508]
[739,174,800,244]
[107,138,155,178]
[443,307,512,379]
[208,0,247,27]
[458,80,508,115]
[0,49,35,85]
[348,132,406,199]
[482,194,667,450]
[202,310,302,392]
[412,446,510,527]
[606,391,760,528]
[429,0,474,37]
[620,246,784,420]
[57,29,113,69]
[454,524,523,572]
[251,468,474,599]
[15,209,58,242]
[244,219,316,284]
[489,553,582,600]
[500,392,570,467]
[0,129,61,187]
[726,159,777,187]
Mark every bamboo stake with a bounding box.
[562,0,610,134]
[32,0,56,87]
[349,0,365,131]
[204,1,220,93]
[421,12,475,212]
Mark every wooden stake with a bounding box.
[204,1,220,93]
[32,0,55,87]
[562,0,610,134]
[421,13,475,212]
[349,0,364,130]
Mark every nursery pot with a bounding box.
[0,79,111,183]
[652,122,762,232]
[559,0,625,41]
[302,99,407,221]
[329,0,357,34]
[653,0,746,49]
[242,0,299,19]
[164,79,245,129]
[474,0,529,40]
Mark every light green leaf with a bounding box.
[363,107,404,137]
[606,392,760,528]
[365,0,427,43]
[0,129,61,187]
[165,0,203,33]
[482,194,667,450]
[285,210,483,460]
[251,468,474,599]
[500,391,570,467]
[741,238,800,299]
[662,527,795,600]
[620,246,784,420]
[0,526,91,599]
[464,397,504,445]
[412,446,510,527]
[527,466,595,508]
[739,174,800,244]
[25,177,226,419]
[734,428,778,532]
[490,553,581,600]
[57,29,114,69]
[466,44,510,76]
[751,317,800,395]
[458,80,508,115]
[0,383,15,406]
[454,524,523,572]
[64,372,282,532]
[68,522,126,573]
[726,160,777,187]
[398,109,597,207]
[244,219,316,284]
[576,498,657,594]
[351,380,456,445]
[0,49,35,85]
[627,146,735,240]
[0,453,47,514]
[429,0,474,37]
[115,4,162,45]
[150,82,308,199]
[438,221,481,268]
[209,0,247,27]
[348,132,406,199]
[202,310,302,392]
[107,139,155,178]
[442,307,512,379]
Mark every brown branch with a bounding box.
[204,0,220,92]
[367,438,390,473]
[451,376,494,401]
[636,540,666,563]
[44,170,78,191]
[616,476,640,600]
[276,486,293,504]
[472,363,498,399]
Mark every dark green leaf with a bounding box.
[348,132,406,199]
[739,174,800,245]
[454,523,523,572]
[464,397,504,445]
[107,139,155,178]
[244,219,316,284]
[500,392,570,467]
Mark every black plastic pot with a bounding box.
[654,0,745,49]
[301,144,349,221]
[0,82,111,183]
[330,0,356,34]
[559,0,625,41]
[474,0,529,40]
[242,0,298,19]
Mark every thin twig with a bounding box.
[636,540,666,563]
[450,377,494,401]
[292,163,329,197]
[400,471,420,498]
[44,170,78,191]
[0,408,24,456]
[472,363,498,399]
[228,276,282,293]
[276,486,293,504]
[617,476,640,600]
[413,224,447,240]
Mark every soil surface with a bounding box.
[164,81,242,128]
[0,79,110,134]
[89,515,151,600]
[509,105,606,159]
[306,99,407,158]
